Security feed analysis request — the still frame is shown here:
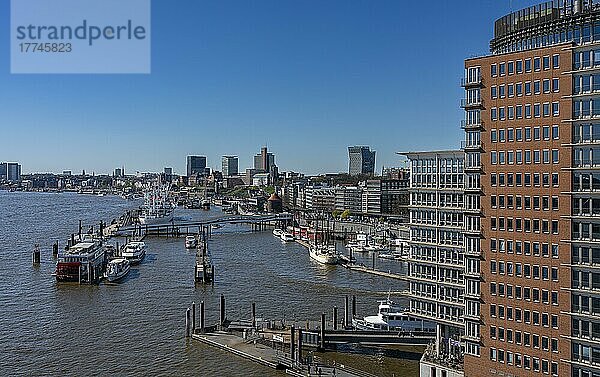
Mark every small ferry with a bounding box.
[352,297,436,332]
[55,235,105,283]
[122,241,146,265]
[280,232,295,242]
[309,245,339,265]
[185,236,197,249]
[106,258,131,282]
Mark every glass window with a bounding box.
[525,82,531,95]
[508,61,514,75]
[553,54,559,69]
[525,59,532,72]
[534,57,541,71]
[516,60,523,73]
[543,56,550,70]
[553,102,559,116]
[553,78,559,92]
[516,83,523,96]
[500,62,506,75]
[491,64,497,77]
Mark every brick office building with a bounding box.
[462,1,600,376]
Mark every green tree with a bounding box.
[332,209,341,218]
[341,209,351,219]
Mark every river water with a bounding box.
[0,191,420,376]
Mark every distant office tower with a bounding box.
[0,163,6,180]
[114,167,124,177]
[6,162,21,182]
[348,146,376,175]
[164,167,173,176]
[186,156,207,176]
[62,170,72,176]
[253,147,275,172]
[222,156,239,177]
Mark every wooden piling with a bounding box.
[319,313,326,350]
[290,325,296,362]
[32,244,40,264]
[220,294,226,328]
[352,295,356,318]
[333,306,338,330]
[344,296,350,327]
[297,328,303,363]
[252,302,256,328]
[200,301,205,333]
[185,308,191,337]
[192,302,196,334]
[52,241,58,258]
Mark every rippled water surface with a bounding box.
[0,191,417,376]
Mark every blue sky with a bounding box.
[0,0,544,175]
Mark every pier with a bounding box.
[185,295,432,376]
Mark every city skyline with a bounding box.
[0,1,545,175]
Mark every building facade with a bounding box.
[348,146,376,175]
[186,155,207,177]
[462,1,600,376]
[222,155,239,177]
[6,162,21,182]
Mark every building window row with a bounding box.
[490,304,558,329]
[573,73,600,94]
[491,102,560,120]
[491,238,559,258]
[489,348,558,376]
[572,221,600,241]
[490,282,559,306]
[491,55,559,77]
[574,47,600,70]
[491,149,559,165]
[571,293,600,316]
[573,123,600,143]
[490,172,559,187]
[494,22,600,55]
[491,194,559,211]
[571,342,600,367]
[572,245,600,265]
[490,216,559,234]
[491,79,559,99]
[490,326,558,354]
[491,125,559,143]
[490,260,558,281]
[571,269,600,290]
[573,98,600,119]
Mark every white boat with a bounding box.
[352,297,436,332]
[365,243,388,252]
[185,236,197,249]
[309,245,339,265]
[122,241,146,264]
[346,242,367,253]
[106,258,131,282]
[280,232,295,242]
[139,185,175,225]
[273,228,283,237]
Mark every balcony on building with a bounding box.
[460,140,483,151]
[460,98,483,109]
[461,75,483,88]
[461,119,484,130]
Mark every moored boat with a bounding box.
[273,228,283,237]
[106,258,131,282]
[55,235,105,283]
[352,297,436,332]
[185,236,197,249]
[280,232,295,242]
[309,245,339,265]
[122,241,146,264]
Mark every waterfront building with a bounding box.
[348,146,376,176]
[186,155,207,177]
[113,167,124,178]
[0,163,6,181]
[221,155,239,177]
[252,172,270,186]
[334,186,363,214]
[458,1,600,376]
[305,186,336,212]
[62,170,72,176]
[362,180,382,215]
[6,162,22,182]
[401,151,465,377]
